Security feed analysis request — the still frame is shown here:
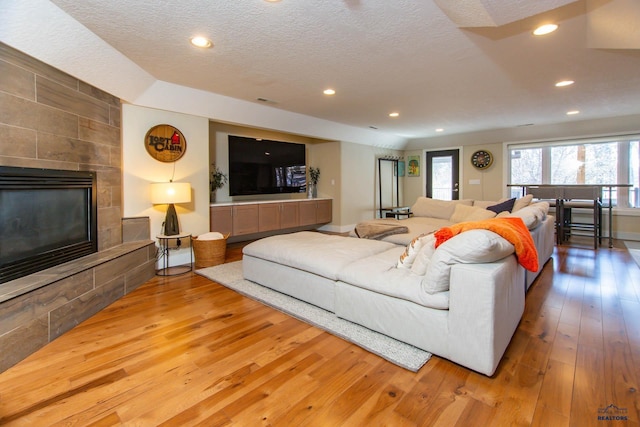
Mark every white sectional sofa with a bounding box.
[242,196,554,376]
[351,195,554,291]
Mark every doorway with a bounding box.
[426,149,460,200]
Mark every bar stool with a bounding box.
[558,186,602,249]
[525,186,564,245]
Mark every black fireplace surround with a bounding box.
[0,166,98,284]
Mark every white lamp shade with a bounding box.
[150,182,191,204]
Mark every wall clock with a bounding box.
[471,149,493,170]
[145,124,187,163]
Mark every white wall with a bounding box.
[122,104,210,267]
[339,142,405,231]
[308,141,342,229]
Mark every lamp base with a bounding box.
[163,203,180,235]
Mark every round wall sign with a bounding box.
[471,149,493,170]
[145,124,187,162]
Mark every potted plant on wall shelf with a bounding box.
[210,164,228,202]
[308,167,320,199]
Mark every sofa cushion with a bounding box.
[473,198,506,209]
[450,204,497,223]
[476,195,530,212]
[337,247,450,310]
[486,197,516,214]
[243,231,396,280]
[411,197,473,220]
[422,229,515,294]
[377,217,453,246]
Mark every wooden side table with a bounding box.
[156,232,192,276]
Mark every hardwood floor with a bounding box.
[1,240,639,426]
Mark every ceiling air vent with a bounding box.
[256,97,277,105]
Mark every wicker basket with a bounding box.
[192,233,229,268]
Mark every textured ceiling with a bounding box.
[47,0,640,139]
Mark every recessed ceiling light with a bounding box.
[566,110,580,115]
[265,0,281,2]
[323,89,336,95]
[389,112,399,118]
[533,24,558,36]
[190,36,212,48]
[555,80,574,87]
[435,128,444,132]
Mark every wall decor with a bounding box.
[397,160,405,177]
[471,149,493,170]
[145,124,187,162]
[407,155,420,177]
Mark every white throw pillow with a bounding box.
[410,233,437,275]
[530,201,550,213]
[512,194,533,212]
[411,197,473,220]
[505,201,549,230]
[422,230,515,294]
[397,233,428,269]
[449,204,497,223]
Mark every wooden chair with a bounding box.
[558,186,602,249]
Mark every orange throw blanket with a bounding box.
[434,217,539,272]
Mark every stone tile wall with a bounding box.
[0,43,157,373]
[0,42,122,250]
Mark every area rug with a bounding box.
[196,261,431,372]
[624,241,640,269]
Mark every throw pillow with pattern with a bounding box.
[397,233,429,269]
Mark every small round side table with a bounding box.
[156,232,192,276]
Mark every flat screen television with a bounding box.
[228,135,306,196]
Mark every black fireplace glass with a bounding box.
[0,166,98,284]
[1,188,89,263]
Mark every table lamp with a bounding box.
[150,181,191,235]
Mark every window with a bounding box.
[510,148,542,185]
[508,136,640,208]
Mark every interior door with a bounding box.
[426,149,460,200]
